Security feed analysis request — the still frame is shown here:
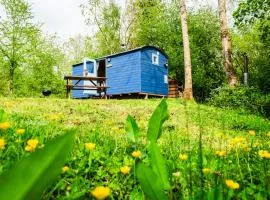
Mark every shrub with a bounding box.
[209,86,270,117]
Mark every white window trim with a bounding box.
[164,75,168,84]
[152,53,159,65]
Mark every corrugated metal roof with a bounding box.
[96,45,168,60]
[72,45,168,67]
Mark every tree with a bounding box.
[0,0,39,94]
[233,0,270,93]
[81,0,121,55]
[179,0,193,100]
[218,0,238,86]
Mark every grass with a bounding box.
[0,97,269,199]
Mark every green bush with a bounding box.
[209,86,270,117]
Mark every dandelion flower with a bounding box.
[225,179,240,190]
[25,139,39,152]
[132,150,141,158]
[179,154,188,161]
[216,150,226,157]
[249,130,256,136]
[120,166,131,175]
[231,137,246,146]
[202,168,211,174]
[91,186,110,200]
[258,150,270,159]
[85,143,96,150]
[0,138,5,149]
[62,166,70,173]
[0,122,11,131]
[16,129,25,135]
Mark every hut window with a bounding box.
[152,53,159,65]
[164,75,168,84]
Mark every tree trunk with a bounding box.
[180,0,193,100]
[8,61,15,95]
[218,0,238,86]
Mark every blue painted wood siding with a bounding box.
[141,48,168,95]
[72,63,89,98]
[107,51,141,95]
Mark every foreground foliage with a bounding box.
[0,98,269,199]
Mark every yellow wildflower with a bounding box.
[249,130,256,136]
[0,138,5,149]
[267,132,270,137]
[0,122,11,130]
[120,166,131,175]
[179,154,188,161]
[202,168,211,174]
[132,150,141,158]
[258,150,270,159]
[231,137,246,146]
[85,143,96,150]
[225,179,240,190]
[16,129,25,135]
[25,139,39,152]
[62,166,70,173]
[91,186,110,200]
[216,150,226,157]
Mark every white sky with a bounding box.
[0,0,226,41]
[27,0,126,41]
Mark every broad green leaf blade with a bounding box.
[136,163,168,200]
[149,142,170,190]
[0,131,75,200]
[147,99,169,142]
[129,188,144,200]
[125,115,140,143]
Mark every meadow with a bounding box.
[0,98,269,199]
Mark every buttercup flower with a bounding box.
[132,150,141,158]
[91,186,110,200]
[120,166,131,175]
[62,166,70,173]
[179,154,188,161]
[0,122,11,130]
[85,143,96,150]
[216,150,226,157]
[249,130,256,136]
[16,129,25,135]
[258,150,270,159]
[225,179,240,190]
[202,168,211,174]
[0,138,5,149]
[25,139,39,152]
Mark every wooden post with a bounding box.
[144,94,148,99]
[66,79,69,98]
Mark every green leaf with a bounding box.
[125,115,140,143]
[149,142,170,190]
[0,131,75,200]
[0,109,7,122]
[147,99,169,142]
[136,162,168,200]
[129,188,144,200]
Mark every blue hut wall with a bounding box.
[140,48,168,95]
[106,51,141,95]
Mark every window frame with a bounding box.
[152,52,159,65]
